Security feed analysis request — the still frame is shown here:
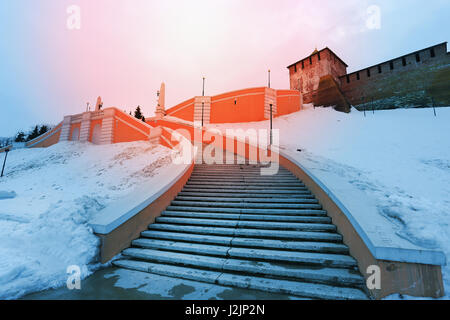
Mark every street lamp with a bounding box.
[202,77,206,96]
[1,147,10,178]
[268,69,271,88]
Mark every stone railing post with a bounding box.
[264,88,277,119]
[79,112,92,142]
[59,116,72,141]
[99,108,115,145]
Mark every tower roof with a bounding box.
[287,47,348,69]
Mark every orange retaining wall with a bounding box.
[210,87,266,123]
[25,122,62,148]
[113,111,152,144]
[276,90,301,116]
[165,98,195,122]
[26,122,63,148]
[165,87,301,124]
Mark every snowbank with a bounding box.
[208,105,450,298]
[0,141,173,299]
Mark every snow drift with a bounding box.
[0,141,173,299]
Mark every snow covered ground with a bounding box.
[0,141,173,299]
[208,105,450,299]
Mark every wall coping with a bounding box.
[279,149,447,266]
[26,121,63,147]
[26,124,62,148]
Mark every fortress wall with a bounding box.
[339,43,450,110]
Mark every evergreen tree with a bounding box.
[134,106,143,119]
[27,126,40,141]
[38,125,49,136]
[141,116,146,122]
[15,132,26,142]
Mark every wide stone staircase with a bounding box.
[113,161,368,299]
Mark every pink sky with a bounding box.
[1,0,449,136]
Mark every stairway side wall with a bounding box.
[279,155,445,299]
[26,122,63,149]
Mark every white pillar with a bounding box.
[79,112,92,142]
[155,83,166,119]
[194,96,211,125]
[99,108,115,144]
[59,116,72,141]
[264,88,277,120]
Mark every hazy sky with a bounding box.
[1,0,449,136]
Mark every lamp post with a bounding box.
[268,69,271,88]
[202,77,205,96]
[1,148,10,178]
[270,103,273,146]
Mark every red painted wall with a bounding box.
[165,87,301,125]
[210,87,266,123]
[276,90,301,116]
[113,111,152,143]
[166,98,195,122]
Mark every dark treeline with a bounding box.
[14,124,52,143]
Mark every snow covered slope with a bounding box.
[0,141,173,299]
[208,105,450,299]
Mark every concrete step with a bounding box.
[174,196,318,204]
[190,173,295,177]
[182,185,309,191]
[179,188,312,195]
[165,206,327,215]
[155,217,336,232]
[140,230,349,253]
[170,201,322,210]
[192,166,291,170]
[186,181,305,187]
[113,259,367,299]
[148,224,343,242]
[189,175,299,180]
[130,239,355,268]
[189,177,304,185]
[161,211,331,223]
[178,191,314,198]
